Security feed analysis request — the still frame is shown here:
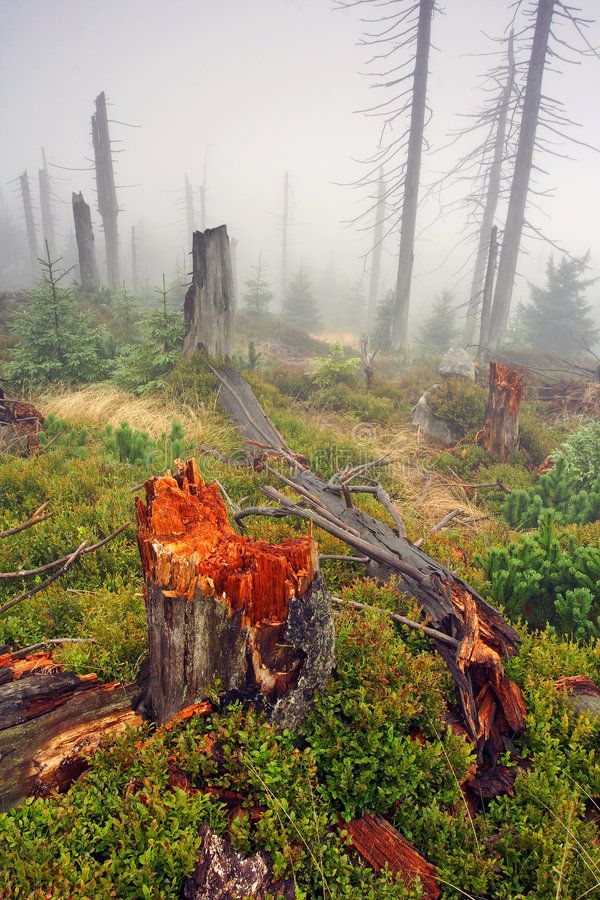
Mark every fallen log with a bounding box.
[135,458,334,727]
[211,364,526,761]
[0,649,140,809]
[342,813,440,899]
[478,362,524,461]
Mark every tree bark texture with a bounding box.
[135,459,334,728]
[183,226,235,359]
[92,91,119,288]
[479,362,524,461]
[72,192,99,291]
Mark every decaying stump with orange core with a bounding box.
[136,459,334,726]
[479,362,525,461]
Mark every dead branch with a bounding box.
[0,542,88,616]
[413,508,464,547]
[0,503,52,540]
[331,595,460,648]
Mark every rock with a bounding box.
[555,675,600,720]
[439,347,475,381]
[183,825,295,899]
[412,388,462,445]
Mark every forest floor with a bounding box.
[1,345,600,898]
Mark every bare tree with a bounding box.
[19,171,38,275]
[72,192,99,291]
[38,148,57,261]
[184,173,196,243]
[367,167,386,330]
[91,91,119,288]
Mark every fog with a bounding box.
[1,0,600,330]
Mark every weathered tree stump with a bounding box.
[135,459,334,727]
[72,191,99,291]
[183,226,235,359]
[479,362,524,461]
[0,648,140,809]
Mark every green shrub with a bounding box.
[311,342,360,388]
[425,378,487,434]
[503,454,600,529]
[101,420,191,470]
[478,511,600,639]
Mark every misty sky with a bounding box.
[2,0,599,324]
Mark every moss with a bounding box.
[426,378,488,434]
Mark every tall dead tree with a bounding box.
[463,33,516,345]
[72,192,99,291]
[184,174,196,243]
[92,91,119,288]
[281,171,289,310]
[183,225,235,359]
[38,149,56,261]
[19,171,38,274]
[367,167,386,330]
[230,236,239,304]
[479,225,499,349]
[487,0,554,349]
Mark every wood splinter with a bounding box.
[136,459,335,727]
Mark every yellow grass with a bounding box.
[34,385,235,448]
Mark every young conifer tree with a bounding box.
[418,290,457,355]
[283,263,321,332]
[242,251,273,314]
[524,253,598,355]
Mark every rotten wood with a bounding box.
[135,459,334,727]
[0,649,139,809]
[478,362,525,462]
[212,365,526,761]
[183,227,235,360]
[72,191,99,291]
[343,813,440,899]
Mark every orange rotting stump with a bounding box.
[343,813,440,899]
[136,458,318,627]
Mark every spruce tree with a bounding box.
[283,264,321,332]
[524,253,598,355]
[242,251,273,314]
[4,242,109,385]
[418,290,457,354]
[372,289,395,353]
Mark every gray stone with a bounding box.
[412,388,462,445]
[439,347,475,381]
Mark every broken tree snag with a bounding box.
[343,813,440,899]
[0,649,140,809]
[72,191,99,291]
[0,389,44,454]
[135,459,334,727]
[183,226,235,359]
[479,362,524,462]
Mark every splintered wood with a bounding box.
[343,813,440,899]
[136,459,334,726]
[0,648,140,808]
[479,362,524,461]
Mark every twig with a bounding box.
[0,502,51,539]
[0,541,88,616]
[319,554,370,564]
[0,522,130,581]
[11,637,97,659]
[331,596,460,649]
[414,508,464,547]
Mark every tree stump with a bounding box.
[135,459,334,727]
[479,362,524,461]
[183,226,235,359]
[72,192,99,291]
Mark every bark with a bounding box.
[92,91,119,288]
[72,192,99,291]
[212,365,526,761]
[343,813,440,899]
[463,32,515,345]
[135,459,334,727]
[367,167,386,330]
[0,648,139,809]
[19,171,38,273]
[479,362,524,461]
[183,226,235,359]
[488,0,555,349]
[479,225,499,349]
[390,0,435,356]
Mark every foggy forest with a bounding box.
[2,1,600,897]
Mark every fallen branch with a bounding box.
[0,522,130,581]
[331,596,460,649]
[11,637,97,659]
[414,509,464,548]
[0,502,51,539]
[0,542,88,616]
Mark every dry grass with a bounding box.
[34,385,235,448]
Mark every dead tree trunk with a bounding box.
[135,459,334,728]
[131,225,138,293]
[92,91,119,288]
[0,648,139,809]
[230,236,239,306]
[72,192,99,291]
[479,362,524,461]
[367,167,386,330]
[479,225,499,349]
[390,0,435,356]
[211,365,526,761]
[488,0,554,349]
[183,226,235,359]
[184,173,195,245]
[19,171,38,275]
[38,151,56,261]
[463,32,515,346]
